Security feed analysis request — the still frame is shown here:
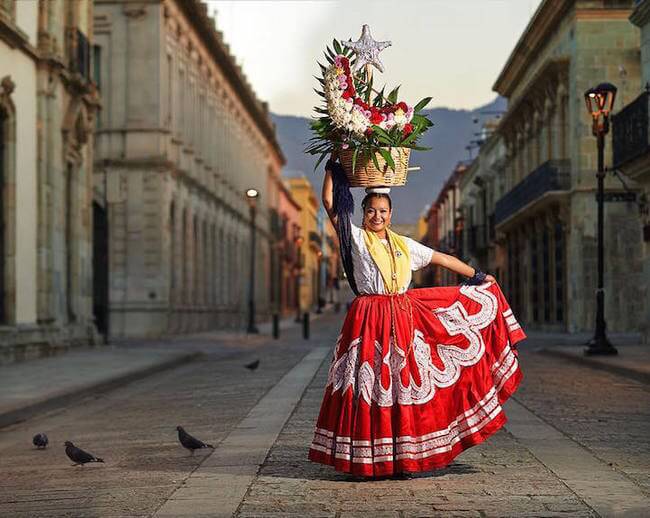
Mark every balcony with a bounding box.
[467,225,487,254]
[494,159,570,226]
[68,28,91,81]
[613,90,650,169]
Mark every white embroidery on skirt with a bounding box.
[326,285,499,406]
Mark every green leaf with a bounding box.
[373,86,385,107]
[313,88,325,98]
[314,151,329,171]
[370,150,381,171]
[364,75,374,104]
[333,39,342,55]
[409,145,432,151]
[400,132,419,146]
[318,62,327,74]
[413,97,433,112]
[323,51,333,65]
[378,147,396,172]
[351,147,359,174]
[387,86,400,104]
[371,126,392,142]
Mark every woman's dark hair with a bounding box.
[361,192,392,211]
[326,159,359,295]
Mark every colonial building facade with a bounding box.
[93,0,284,337]
[612,0,650,343]
[492,0,644,333]
[1,0,100,362]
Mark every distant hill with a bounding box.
[272,96,506,225]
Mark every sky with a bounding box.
[206,0,544,117]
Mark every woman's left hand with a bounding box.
[485,274,496,283]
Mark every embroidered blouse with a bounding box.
[350,223,434,295]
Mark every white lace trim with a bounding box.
[326,284,500,407]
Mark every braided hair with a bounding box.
[326,159,359,295]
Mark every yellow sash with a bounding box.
[363,228,411,294]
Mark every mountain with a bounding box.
[272,96,506,225]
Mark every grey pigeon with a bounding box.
[64,441,104,466]
[176,426,214,455]
[244,359,260,371]
[33,433,48,449]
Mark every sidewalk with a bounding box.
[0,307,339,430]
[525,331,650,384]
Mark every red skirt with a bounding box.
[308,283,526,477]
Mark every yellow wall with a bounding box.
[288,177,319,311]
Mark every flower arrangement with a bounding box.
[306,35,434,178]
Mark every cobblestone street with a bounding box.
[0,312,648,517]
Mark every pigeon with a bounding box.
[64,441,104,466]
[33,433,48,449]
[244,359,260,371]
[176,426,214,455]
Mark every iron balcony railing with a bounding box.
[494,159,570,226]
[613,90,650,169]
[68,28,91,81]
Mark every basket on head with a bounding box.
[338,147,411,187]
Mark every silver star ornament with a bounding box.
[342,25,392,73]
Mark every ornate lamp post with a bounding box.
[245,188,259,334]
[583,83,618,356]
[294,235,303,322]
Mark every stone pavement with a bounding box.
[0,346,199,429]
[235,344,650,517]
[0,312,649,517]
[0,311,341,517]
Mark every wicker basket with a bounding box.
[339,147,411,187]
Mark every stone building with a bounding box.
[287,177,320,312]
[93,0,285,337]
[276,179,302,317]
[459,124,507,280]
[1,0,100,362]
[612,0,650,343]
[432,162,468,286]
[492,0,644,333]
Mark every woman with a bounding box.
[308,159,526,478]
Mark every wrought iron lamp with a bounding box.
[583,83,618,355]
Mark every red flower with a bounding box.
[402,123,413,136]
[342,90,352,100]
[354,98,368,110]
[397,102,409,112]
[365,128,374,136]
[370,109,383,125]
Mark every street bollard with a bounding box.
[272,313,279,339]
[302,312,310,340]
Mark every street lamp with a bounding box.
[245,188,259,334]
[583,83,618,356]
[294,235,303,322]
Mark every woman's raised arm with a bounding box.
[321,164,338,227]
[430,251,496,283]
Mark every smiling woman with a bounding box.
[306,159,526,478]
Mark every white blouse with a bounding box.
[350,223,435,295]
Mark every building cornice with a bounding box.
[0,16,39,60]
[493,0,572,98]
[630,0,650,27]
[176,0,285,165]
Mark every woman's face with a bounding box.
[363,196,392,234]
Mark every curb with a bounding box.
[539,348,650,385]
[0,351,202,430]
